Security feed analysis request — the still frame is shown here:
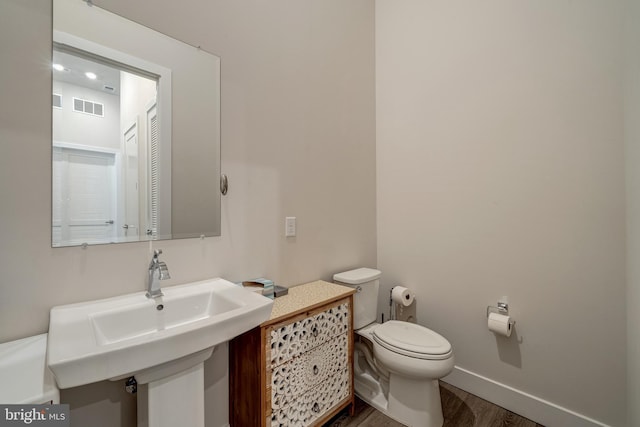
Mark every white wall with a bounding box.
[625,0,640,425]
[376,1,626,426]
[53,80,120,150]
[0,1,375,426]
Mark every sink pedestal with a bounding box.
[136,348,213,427]
[138,363,204,427]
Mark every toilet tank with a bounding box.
[333,268,381,330]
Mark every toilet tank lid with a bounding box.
[333,268,381,285]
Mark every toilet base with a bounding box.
[354,354,445,427]
[354,371,389,413]
[354,377,444,427]
[387,375,443,427]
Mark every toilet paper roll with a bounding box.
[391,286,415,307]
[488,312,512,337]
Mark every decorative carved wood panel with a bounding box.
[229,294,354,427]
[268,302,350,367]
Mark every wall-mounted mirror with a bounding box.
[52,0,221,247]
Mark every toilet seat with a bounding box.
[372,321,452,360]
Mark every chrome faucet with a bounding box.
[146,249,170,298]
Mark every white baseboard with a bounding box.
[442,366,610,427]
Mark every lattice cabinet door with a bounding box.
[267,298,352,427]
[268,301,350,367]
[270,367,350,427]
[229,289,354,427]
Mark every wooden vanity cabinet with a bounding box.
[229,282,355,427]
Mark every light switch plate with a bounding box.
[285,217,296,237]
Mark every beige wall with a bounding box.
[376,1,626,426]
[625,0,640,425]
[3,0,634,426]
[0,1,375,426]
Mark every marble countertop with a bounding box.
[264,280,355,326]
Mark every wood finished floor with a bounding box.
[324,381,544,427]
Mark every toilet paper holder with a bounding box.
[486,301,516,329]
[486,301,509,318]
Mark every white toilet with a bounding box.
[333,268,454,427]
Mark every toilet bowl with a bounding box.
[334,268,454,427]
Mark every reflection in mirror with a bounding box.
[52,44,167,245]
[52,0,221,247]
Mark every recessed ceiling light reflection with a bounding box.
[85,72,97,80]
[53,63,65,71]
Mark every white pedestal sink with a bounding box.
[47,278,273,427]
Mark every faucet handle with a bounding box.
[158,262,171,280]
[154,249,163,257]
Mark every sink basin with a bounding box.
[90,284,242,346]
[47,278,273,389]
